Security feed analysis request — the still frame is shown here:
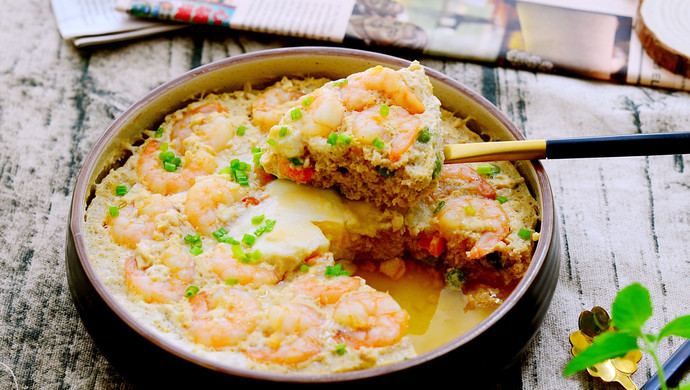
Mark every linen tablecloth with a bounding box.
[1,2,689,389]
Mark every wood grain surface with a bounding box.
[1,1,690,389]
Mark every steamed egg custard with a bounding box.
[84,63,540,374]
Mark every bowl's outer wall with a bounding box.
[65,47,560,387]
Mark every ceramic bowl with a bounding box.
[65,47,559,388]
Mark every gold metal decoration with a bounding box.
[570,306,643,390]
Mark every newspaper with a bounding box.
[51,0,188,47]
[53,0,690,91]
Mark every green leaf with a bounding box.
[611,283,652,333]
[659,315,690,339]
[564,331,639,376]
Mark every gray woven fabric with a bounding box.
[1,2,689,389]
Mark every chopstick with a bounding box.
[641,339,690,390]
[443,132,690,163]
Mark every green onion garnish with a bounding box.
[278,126,288,137]
[302,96,313,106]
[518,228,532,240]
[154,127,164,138]
[327,132,338,146]
[159,142,169,151]
[325,263,350,277]
[335,343,347,355]
[291,108,302,120]
[379,104,389,117]
[218,236,240,245]
[477,163,501,177]
[372,138,384,150]
[184,233,201,244]
[433,200,445,214]
[266,138,277,146]
[236,126,247,136]
[287,157,303,166]
[464,206,476,216]
[333,78,348,86]
[189,245,203,256]
[242,233,256,247]
[212,227,228,239]
[299,263,310,272]
[184,286,200,298]
[376,166,395,178]
[115,185,128,196]
[416,128,432,143]
[231,245,246,261]
[225,278,239,285]
[496,195,508,204]
[108,206,119,217]
[251,215,265,225]
[432,157,443,179]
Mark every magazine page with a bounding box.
[112,0,689,91]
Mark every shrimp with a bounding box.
[124,246,195,303]
[169,101,232,153]
[295,88,345,138]
[184,176,246,236]
[188,287,261,348]
[290,275,364,305]
[106,193,175,248]
[137,140,217,195]
[333,290,408,349]
[436,163,496,199]
[206,244,279,286]
[436,196,510,259]
[351,105,422,162]
[338,66,425,114]
[251,79,305,131]
[246,303,325,365]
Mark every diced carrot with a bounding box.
[418,231,446,257]
[279,159,315,182]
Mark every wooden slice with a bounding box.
[635,0,690,78]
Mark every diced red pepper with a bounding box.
[418,231,446,257]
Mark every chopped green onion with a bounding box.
[338,133,353,145]
[252,148,265,170]
[372,138,384,150]
[287,157,303,166]
[212,227,228,239]
[242,233,256,247]
[108,206,119,217]
[416,128,432,143]
[433,200,445,214]
[189,245,203,256]
[251,215,265,225]
[445,269,465,291]
[184,285,200,298]
[264,219,276,232]
[154,127,164,137]
[218,236,240,245]
[236,126,247,136]
[299,263,310,272]
[432,157,443,179]
[325,263,350,277]
[184,233,201,244]
[377,166,395,178]
[464,205,476,216]
[266,138,277,146]
[327,132,338,146]
[225,278,239,285]
[231,245,246,261]
[496,195,508,204]
[477,163,501,177]
[379,104,389,117]
[163,161,177,172]
[290,108,302,121]
[115,185,128,196]
[333,78,348,86]
[159,142,169,151]
[335,343,347,355]
[278,126,288,137]
[249,249,262,262]
[518,228,532,240]
[302,96,313,106]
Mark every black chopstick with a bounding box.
[641,339,690,390]
[546,132,690,159]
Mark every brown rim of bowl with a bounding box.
[69,46,555,384]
